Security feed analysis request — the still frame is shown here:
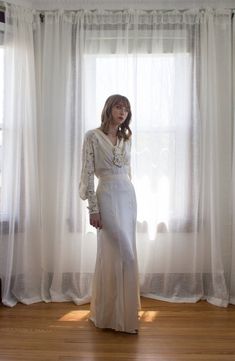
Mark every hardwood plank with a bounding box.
[0,297,235,361]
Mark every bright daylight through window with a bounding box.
[84,53,193,238]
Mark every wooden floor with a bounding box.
[0,297,235,361]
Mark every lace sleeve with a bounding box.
[79,131,99,214]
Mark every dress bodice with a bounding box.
[79,128,132,213]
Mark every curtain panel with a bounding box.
[0,4,234,307]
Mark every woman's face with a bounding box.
[111,102,129,127]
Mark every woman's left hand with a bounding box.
[90,212,102,229]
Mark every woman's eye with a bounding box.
[115,105,128,112]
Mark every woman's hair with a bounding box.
[100,94,132,141]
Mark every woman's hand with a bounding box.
[90,212,102,229]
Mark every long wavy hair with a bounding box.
[100,94,132,141]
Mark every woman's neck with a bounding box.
[107,124,118,136]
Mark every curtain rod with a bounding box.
[0,6,234,23]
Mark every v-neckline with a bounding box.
[96,128,119,147]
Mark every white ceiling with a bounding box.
[4,0,235,10]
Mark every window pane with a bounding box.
[84,53,194,236]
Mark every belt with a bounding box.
[98,173,129,181]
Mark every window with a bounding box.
[83,52,197,237]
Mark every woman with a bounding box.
[79,94,140,334]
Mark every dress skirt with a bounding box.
[89,173,140,333]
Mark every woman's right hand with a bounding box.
[90,212,102,229]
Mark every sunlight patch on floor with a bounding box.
[139,310,159,322]
[58,310,90,321]
[58,309,159,322]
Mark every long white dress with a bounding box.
[79,128,140,333]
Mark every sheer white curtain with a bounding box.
[231,11,235,305]
[0,4,42,305]
[0,4,234,307]
[81,9,233,306]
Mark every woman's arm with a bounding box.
[79,132,102,228]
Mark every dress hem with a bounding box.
[89,317,138,334]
